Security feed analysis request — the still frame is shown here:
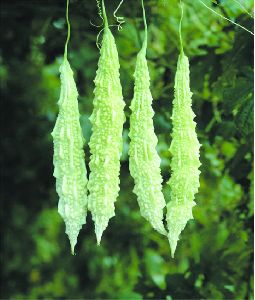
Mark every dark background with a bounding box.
[1,0,254,299]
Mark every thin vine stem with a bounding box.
[141,0,148,51]
[199,0,254,36]
[113,0,125,30]
[90,0,103,28]
[232,0,254,19]
[64,0,71,60]
[179,0,184,53]
[102,0,108,27]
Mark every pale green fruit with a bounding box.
[167,52,201,257]
[88,23,125,244]
[129,41,166,235]
[52,58,88,254]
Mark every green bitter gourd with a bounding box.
[129,0,166,235]
[166,2,201,257]
[52,0,88,254]
[88,0,125,244]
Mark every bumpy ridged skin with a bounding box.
[129,46,166,235]
[88,27,125,244]
[167,52,201,257]
[52,58,88,254]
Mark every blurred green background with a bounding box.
[1,0,254,299]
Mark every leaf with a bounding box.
[235,95,254,136]
[145,250,167,290]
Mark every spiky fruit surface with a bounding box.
[167,52,201,257]
[52,58,88,254]
[129,47,166,235]
[88,27,125,244]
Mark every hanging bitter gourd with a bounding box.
[52,0,88,254]
[166,2,201,257]
[128,0,166,235]
[88,0,125,244]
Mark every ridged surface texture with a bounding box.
[167,52,201,257]
[52,58,88,254]
[88,27,125,244]
[129,46,166,235]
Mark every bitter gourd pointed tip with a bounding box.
[154,221,167,236]
[95,223,105,245]
[65,221,82,255]
[68,233,78,255]
[71,245,75,256]
[96,233,102,245]
[168,235,177,258]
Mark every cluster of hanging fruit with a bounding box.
[52,0,201,258]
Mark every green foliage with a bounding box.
[1,0,253,299]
